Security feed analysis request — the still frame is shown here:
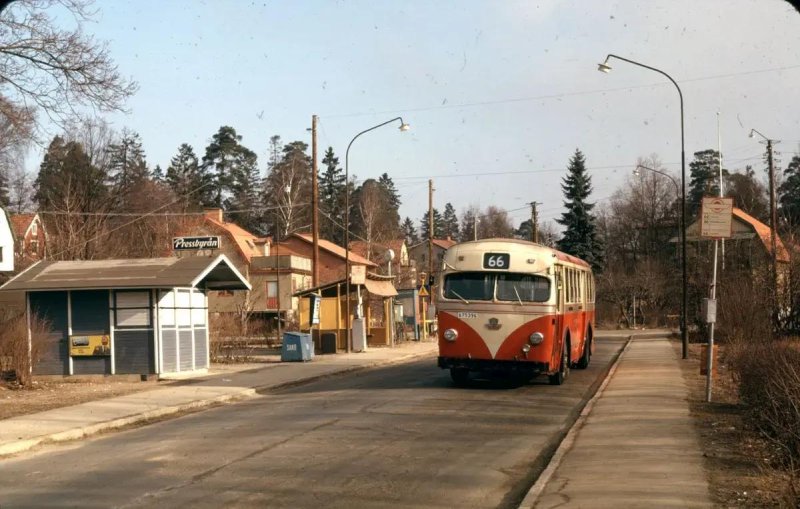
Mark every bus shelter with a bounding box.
[0,255,250,378]
[296,273,397,351]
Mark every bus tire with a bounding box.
[450,368,470,386]
[576,336,591,369]
[549,340,570,385]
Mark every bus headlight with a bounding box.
[443,329,458,342]
[529,332,544,345]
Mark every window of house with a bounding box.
[31,221,37,236]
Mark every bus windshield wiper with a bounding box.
[513,285,524,306]
[449,290,470,304]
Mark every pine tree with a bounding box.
[202,126,255,209]
[515,219,533,241]
[319,146,346,244]
[441,202,459,239]
[687,149,721,217]
[556,149,603,270]
[420,208,444,240]
[401,216,418,245]
[779,155,800,227]
[151,164,164,182]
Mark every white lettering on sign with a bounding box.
[173,236,221,250]
[286,344,297,351]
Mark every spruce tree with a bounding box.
[166,143,210,210]
[420,208,444,240]
[319,146,346,244]
[107,129,148,200]
[401,216,418,245]
[228,148,261,231]
[378,172,401,210]
[459,206,479,242]
[556,149,603,270]
[441,202,459,239]
[151,164,164,182]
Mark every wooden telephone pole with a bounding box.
[530,202,540,243]
[311,115,320,286]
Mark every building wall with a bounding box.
[0,208,13,272]
[16,216,46,264]
[280,237,372,285]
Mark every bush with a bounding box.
[729,339,800,475]
[209,312,257,363]
[0,312,48,386]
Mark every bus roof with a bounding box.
[450,238,591,269]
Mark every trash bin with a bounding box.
[281,332,314,362]
[321,332,337,354]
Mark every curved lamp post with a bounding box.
[599,54,688,359]
[344,117,410,353]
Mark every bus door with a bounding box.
[554,266,566,369]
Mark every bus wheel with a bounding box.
[549,343,569,385]
[576,338,591,369]
[450,368,470,386]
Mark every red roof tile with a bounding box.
[733,208,789,262]
[294,233,377,266]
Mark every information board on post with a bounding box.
[700,197,734,239]
[350,265,366,285]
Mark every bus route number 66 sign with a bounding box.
[700,197,733,239]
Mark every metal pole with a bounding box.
[530,202,539,243]
[344,116,407,353]
[706,238,719,402]
[311,115,320,287]
[602,54,688,358]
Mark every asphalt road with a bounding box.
[0,337,626,509]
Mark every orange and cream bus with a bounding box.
[436,239,595,385]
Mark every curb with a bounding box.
[0,346,437,459]
[517,334,636,509]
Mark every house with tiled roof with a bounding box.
[10,213,46,268]
[173,209,312,322]
[350,239,415,290]
[408,237,457,281]
[278,233,377,286]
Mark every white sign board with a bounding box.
[350,265,366,285]
[700,197,733,239]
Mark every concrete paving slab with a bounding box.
[522,334,713,509]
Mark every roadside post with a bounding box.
[700,196,733,402]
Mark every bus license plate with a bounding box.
[457,312,478,319]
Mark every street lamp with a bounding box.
[344,117,410,353]
[599,54,689,359]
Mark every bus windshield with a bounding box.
[444,272,551,302]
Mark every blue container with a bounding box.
[281,332,314,362]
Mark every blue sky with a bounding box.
[34,0,800,230]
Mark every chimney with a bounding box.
[204,208,223,222]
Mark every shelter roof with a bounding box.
[0,255,251,292]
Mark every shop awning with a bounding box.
[364,278,398,297]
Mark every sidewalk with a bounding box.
[522,332,713,508]
[0,340,438,458]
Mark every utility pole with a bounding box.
[473,217,477,241]
[530,202,539,243]
[311,115,320,287]
[767,139,779,326]
[428,179,434,282]
[428,179,434,340]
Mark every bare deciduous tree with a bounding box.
[0,0,137,131]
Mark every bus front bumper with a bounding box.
[438,356,549,374]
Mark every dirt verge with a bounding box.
[676,340,797,508]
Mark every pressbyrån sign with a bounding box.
[173,236,221,250]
